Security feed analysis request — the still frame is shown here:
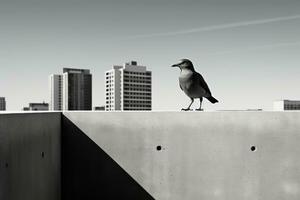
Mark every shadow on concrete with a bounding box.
[61,116,154,200]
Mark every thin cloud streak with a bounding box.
[202,41,300,57]
[125,15,300,39]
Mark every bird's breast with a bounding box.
[179,71,208,98]
[179,71,193,82]
[179,72,193,90]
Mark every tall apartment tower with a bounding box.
[49,68,92,111]
[105,61,152,111]
[0,97,6,111]
[49,74,63,110]
[63,68,92,110]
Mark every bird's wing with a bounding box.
[195,72,212,95]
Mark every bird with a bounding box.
[172,59,218,111]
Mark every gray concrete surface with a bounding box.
[0,113,61,200]
[64,111,300,200]
[1,111,300,200]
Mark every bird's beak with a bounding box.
[171,63,179,67]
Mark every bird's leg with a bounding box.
[182,98,194,111]
[196,97,204,111]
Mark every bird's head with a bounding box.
[171,59,195,71]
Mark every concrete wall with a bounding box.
[1,111,300,200]
[64,111,300,200]
[0,113,61,200]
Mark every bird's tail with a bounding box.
[206,96,219,104]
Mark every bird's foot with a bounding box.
[195,108,204,111]
[181,108,192,111]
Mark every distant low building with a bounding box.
[24,102,49,111]
[273,100,300,111]
[0,97,6,111]
[217,109,263,112]
[94,106,105,111]
[246,109,263,111]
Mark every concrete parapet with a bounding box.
[1,111,300,199]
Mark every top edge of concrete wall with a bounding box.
[0,111,62,115]
[1,111,300,115]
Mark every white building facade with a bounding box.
[273,100,300,111]
[105,61,152,111]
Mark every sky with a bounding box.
[0,0,300,111]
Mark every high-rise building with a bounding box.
[63,68,92,110]
[273,100,300,111]
[49,74,63,110]
[0,97,6,111]
[49,68,92,111]
[105,61,152,111]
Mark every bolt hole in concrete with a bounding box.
[250,146,256,152]
[156,145,162,151]
[41,151,45,158]
[5,163,8,168]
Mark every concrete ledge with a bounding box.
[1,112,300,200]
